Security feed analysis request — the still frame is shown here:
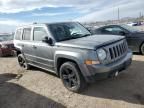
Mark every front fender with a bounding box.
[54,50,85,75]
[54,50,83,66]
[54,50,97,81]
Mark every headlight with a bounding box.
[97,48,107,61]
[1,44,8,48]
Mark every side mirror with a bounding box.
[87,28,91,32]
[42,37,53,45]
[119,31,126,36]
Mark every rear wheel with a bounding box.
[60,62,87,93]
[18,54,30,70]
[141,43,144,55]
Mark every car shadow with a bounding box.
[81,60,144,105]
[0,73,66,108]
[133,52,141,55]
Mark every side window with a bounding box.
[33,27,48,41]
[104,27,123,33]
[23,28,31,40]
[15,29,22,40]
[104,27,113,32]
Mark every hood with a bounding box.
[0,40,13,45]
[56,35,124,50]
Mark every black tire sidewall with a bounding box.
[0,49,2,57]
[141,44,144,55]
[18,54,29,70]
[60,62,86,92]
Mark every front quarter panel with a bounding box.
[54,48,98,77]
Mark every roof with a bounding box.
[17,21,78,28]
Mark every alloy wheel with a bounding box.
[61,67,78,88]
[18,56,26,68]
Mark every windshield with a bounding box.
[48,22,91,42]
[0,35,13,42]
[120,24,139,32]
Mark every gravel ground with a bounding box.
[0,54,144,108]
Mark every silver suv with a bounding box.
[14,22,132,92]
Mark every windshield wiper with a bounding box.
[81,34,91,37]
[60,36,82,41]
[59,34,91,41]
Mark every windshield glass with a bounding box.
[120,24,139,32]
[48,22,91,42]
[0,35,13,42]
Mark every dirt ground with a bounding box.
[0,54,144,108]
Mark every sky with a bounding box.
[0,0,143,33]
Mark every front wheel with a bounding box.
[141,43,144,55]
[18,54,30,70]
[60,62,87,93]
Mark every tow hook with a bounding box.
[109,71,119,78]
[115,71,119,77]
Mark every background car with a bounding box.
[94,24,144,55]
[127,22,138,26]
[127,22,143,26]
[0,34,15,57]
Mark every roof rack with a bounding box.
[33,22,37,24]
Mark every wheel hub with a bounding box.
[18,56,26,68]
[62,68,78,88]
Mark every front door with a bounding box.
[103,26,133,50]
[125,33,137,51]
[32,27,54,71]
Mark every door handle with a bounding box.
[21,44,24,47]
[32,45,37,49]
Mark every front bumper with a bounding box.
[0,48,15,56]
[80,50,132,83]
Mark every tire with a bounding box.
[60,62,87,93]
[0,49,2,57]
[18,54,30,70]
[141,43,144,55]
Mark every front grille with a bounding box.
[98,39,128,64]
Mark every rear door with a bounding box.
[110,26,134,50]
[22,27,35,63]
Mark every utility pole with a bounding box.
[139,12,141,18]
[139,12,142,21]
[118,7,120,21]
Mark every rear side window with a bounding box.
[33,27,47,41]
[103,27,123,33]
[15,29,22,40]
[23,28,31,40]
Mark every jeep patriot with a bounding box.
[14,22,132,92]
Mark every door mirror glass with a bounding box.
[119,31,126,35]
[42,37,53,45]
